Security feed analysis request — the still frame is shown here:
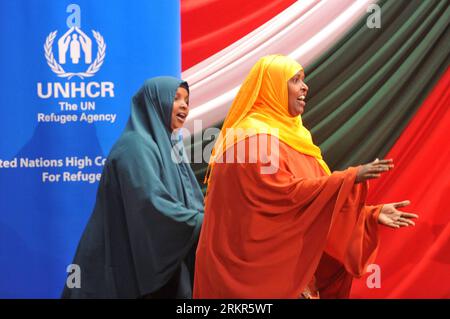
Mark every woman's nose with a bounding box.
[302,83,309,94]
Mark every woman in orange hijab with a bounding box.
[193,55,418,299]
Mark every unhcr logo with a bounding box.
[44,4,105,79]
[37,4,114,99]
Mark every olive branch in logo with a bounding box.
[44,30,106,79]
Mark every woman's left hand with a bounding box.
[378,200,419,229]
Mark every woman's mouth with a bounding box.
[297,95,306,107]
[176,112,187,122]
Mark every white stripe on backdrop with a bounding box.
[182,0,375,133]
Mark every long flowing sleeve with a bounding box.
[315,184,382,298]
[114,139,203,295]
[194,135,374,298]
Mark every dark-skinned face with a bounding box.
[170,87,189,131]
[287,70,309,117]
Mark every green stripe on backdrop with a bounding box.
[187,0,450,191]
[304,0,449,169]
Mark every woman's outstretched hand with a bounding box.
[354,159,419,228]
[378,200,419,229]
[355,158,394,183]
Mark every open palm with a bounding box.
[378,200,419,229]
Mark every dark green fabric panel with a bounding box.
[186,120,221,191]
[304,0,450,169]
[188,0,450,188]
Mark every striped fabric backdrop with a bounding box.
[181,0,450,298]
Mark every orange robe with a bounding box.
[194,135,381,298]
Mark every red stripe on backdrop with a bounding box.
[351,67,450,298]
[181,0,296,70]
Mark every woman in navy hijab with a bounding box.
[62,77,204,298]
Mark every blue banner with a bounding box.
[0,0,181,298]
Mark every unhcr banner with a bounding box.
[0,0,180,297]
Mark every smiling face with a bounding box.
[170,86,189,131]
[287,70,309,117]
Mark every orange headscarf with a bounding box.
[205,54,331,184]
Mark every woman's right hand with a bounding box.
[355,158,394,183]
